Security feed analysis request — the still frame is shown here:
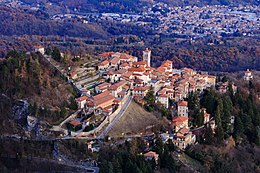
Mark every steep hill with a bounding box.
[0,51,75,127]
[109,101,167,136]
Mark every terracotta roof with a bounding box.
[128,66,146,72]
[99,52,114,57]
[98,82,111,89]
[113,99,121,103]
[144,151,158,158]
[70,71,77,77]
[157,66,166,72]
[133,61,147,66]
[93,91,111,100]
[94,95,115,107]
[182,67,193,72]
[172,116,188,122]
[122,71,132,78]
[107,71,115,75]
[69,119,81,127]
[178,127,190,134]
[178,100,188,107]
[99,60,109,66]
[133,86,149,91]
[76,96,88,102]
[208,75,216,79]
[119,53,134,60]
[117,69,127,74]
[110,81,127,91]
[110,57,120,64]
[121,62,130,67]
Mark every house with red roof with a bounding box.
[156,93,169,108]
[92,92,116,111]
[171,116,196,149]
[95,82,111,93]
[34,45,45,55]
[171,116,189,132]
[119,62,130,70]
[98,60,110,70]
[98,52,114,59]
[132,86,150,98]
[143,151,159,163]
[69,71,78,80]
[109,80,128,97]
[76,96,89,109]
[67,119,82,132]
[173,127,196,150]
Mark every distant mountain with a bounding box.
[0,6,109,39]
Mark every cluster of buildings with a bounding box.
[95,49,216,109]
[159,101,212,150]
[143,3,259,37]
[49,3,259,38]
[72,48,217,149]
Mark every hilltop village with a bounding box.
[65,48,217,150]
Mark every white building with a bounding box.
[143,48,151,67]
[244,69,253,81]
[177,100,188,117]
[34,46,45,55]
[157,94,169,108]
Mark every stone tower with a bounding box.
[143,48,151,67]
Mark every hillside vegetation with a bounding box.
[109,101,161,136]
[0,51,76,125]
[0,6,109,39]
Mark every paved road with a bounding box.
[98,96,133,139]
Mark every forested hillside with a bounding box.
[20,0,259,15]
[0,51,76,125]
[0,6,109,39]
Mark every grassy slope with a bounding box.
[109,101,160,136]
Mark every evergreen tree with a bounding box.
[204,126,214,144]
[216,125,224,143]
[112,157,122,173]
[144,86,155,105]
[108,161,114,173]
[196,110,204,127]
[51,47,62,62]
[233,116,244,140]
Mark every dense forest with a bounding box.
[99,138,180,173]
